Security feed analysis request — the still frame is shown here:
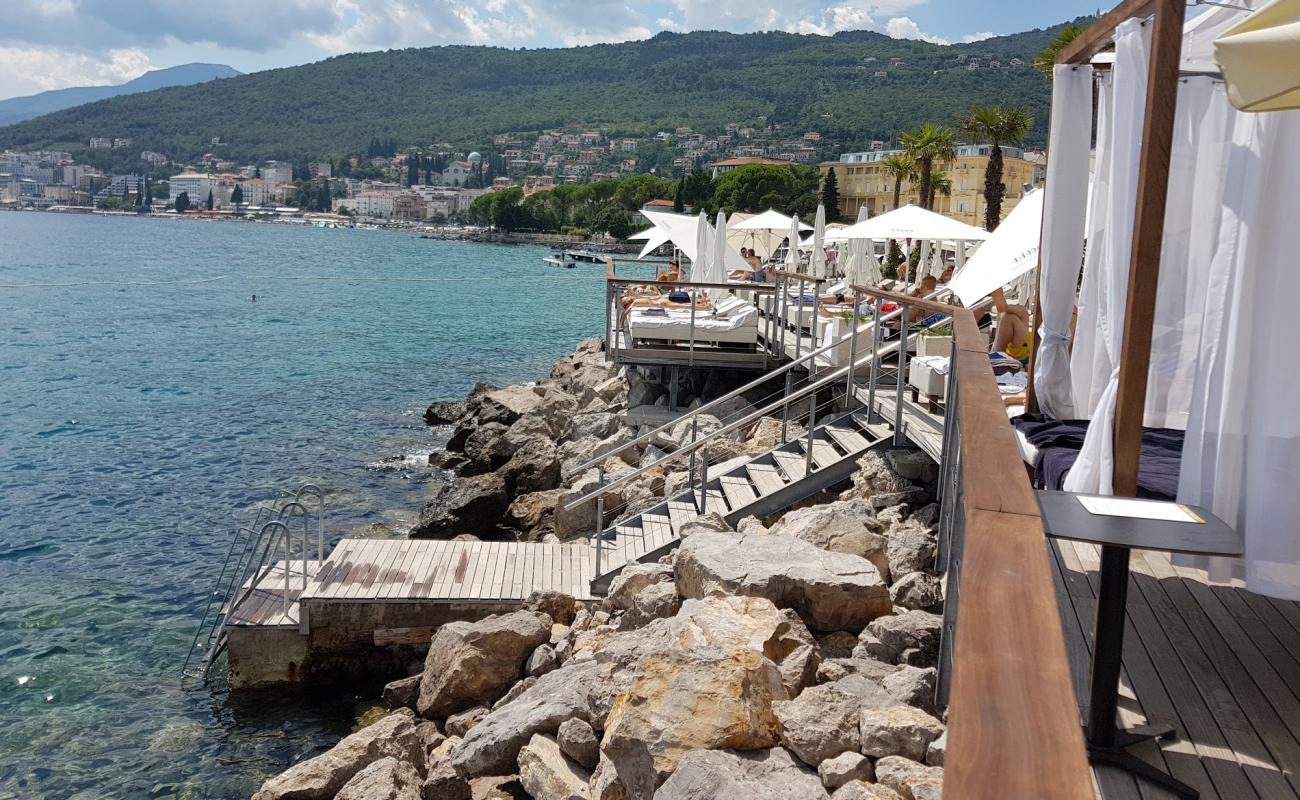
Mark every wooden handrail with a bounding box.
[944,306,1092,797]
[605,277,776,291]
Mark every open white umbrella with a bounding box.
[1216,0,1300,112]
[946,188,1045,307]
[811,204,827,280]
[841,203,989,242]
[733,208,814,262]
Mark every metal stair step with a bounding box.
[746,462,787,495]
[824,422,870,453]
[808,434,843,468]
[666,500,698,535]
[770,449,808,481]
[720,473,759,508]
[640,513,674,554]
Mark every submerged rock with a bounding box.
[425,400,467,426]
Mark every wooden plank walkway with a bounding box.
[226,559,323,627]
[300,539,596,603]
[867,391,945,461]
[1050,540,1300,799]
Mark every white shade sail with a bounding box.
[1216,0,1300,112]
[732,208,814,232]
[947,189,1045,307]
[840,203,990,242]
[640,208,703,262]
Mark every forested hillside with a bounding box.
[0,22,1083,164]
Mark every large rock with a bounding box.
[886,522,937,577]
[451,661,601,778]
[425,400,466,426]
[674,511,733,539]
[252,710,423,800]
[839,451,916,503]
[864,612,942,667]
[411,473,509,539]
[500,436,562,494]
[830,783,904,800]
[889,572,942,613]
[418,611,552,718]
[526,590,577,626]
[599,597,791,797]
[476,384,550,428]
[858,706,945,762]
[770,609,820,698]
[555,469,620,538]
[652,747,828,800]
[873,757,943,800]
[334,757,421,800]
[568,412,621,442]
[772,675,892,767]
[669,414,726,447]
[818,752,873,790]
[446,706,489,737]
[518,734,592,800]
[745,417,783,455]
[558,719,601,770]
[882,666,938,714]
[768,500,890,581]
[604,564,681,631]
[383,674,421,710]
[506,489,563,535]
[460,421,513,475]
[675,533,892,632]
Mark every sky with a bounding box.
[0,0,1102,101]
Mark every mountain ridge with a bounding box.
[0,63,241,127]
[0,24,1080,165]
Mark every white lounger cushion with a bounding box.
[627,298,759,344]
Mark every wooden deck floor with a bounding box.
[1050,539,1300,799]
[301,538,596,603]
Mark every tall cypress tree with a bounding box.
[673,180,685,213]
[821,167,841,222]
[205,190,214,211]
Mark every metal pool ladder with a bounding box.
[181,484,326,686]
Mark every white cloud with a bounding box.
[960,31,997,43]
[884,16,948,45]
[0,45,152,98]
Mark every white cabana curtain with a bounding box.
[1068,31,1237,494]
[1035,64,1094,420]
[1177,106,1300,599]
[1064,20,1151,493]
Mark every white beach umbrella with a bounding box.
[713,211,729,281]
[784,215,801,273]
[693,212,711,281]
[841,203,990,242]
[732,208,813,233]
[811,204,827,280]
[946,188,1045,307]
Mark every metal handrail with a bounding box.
[569,284,954,478]
[564,306,959,511]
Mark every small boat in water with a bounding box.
[543,256,573,269]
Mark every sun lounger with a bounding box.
[626,295,759,346]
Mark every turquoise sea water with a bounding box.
[0,212,624,799]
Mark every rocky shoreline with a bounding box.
[251,337,948,800]
[411,337,773,545]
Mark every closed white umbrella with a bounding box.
[712,210,729,283]
[693,212,710,282]
[811,204,827,279]
[784,215,801,272]
[856,205,869,224]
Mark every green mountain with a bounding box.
[0,63,241,126]
[0,24,1080,165]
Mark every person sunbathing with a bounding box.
[620,289,711,326]
[907,275,940,323]
[990,287,1033,362]
[729,248,768,282]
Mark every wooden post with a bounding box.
[1111,0,1183,498]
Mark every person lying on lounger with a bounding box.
[620,289,712,326]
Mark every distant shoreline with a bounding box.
[0,204,645,251]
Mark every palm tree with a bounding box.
[927,170,952,210]
[1034,25,1085,80]
[899,124,956,211]
[960,107,1033,230]
[880,154,916,212]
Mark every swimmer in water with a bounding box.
[251,294,256,302]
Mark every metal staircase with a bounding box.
[566,287,958,593]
